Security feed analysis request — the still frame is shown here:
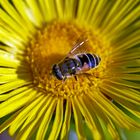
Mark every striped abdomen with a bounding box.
[77,53,101,70]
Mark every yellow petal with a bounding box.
[0,110,20,133]
[9,93,44,136]
[60,98,71,140]
[104,78,140,89]
[36,96,57,140]
[44,0,57,21]
[90,0,108,28]
[16,95,55,140]
[48,98,63,140]
[38,0,47,21]
[75,0,85,20]
[120,74,140,81]
[55,0,64,19]
[19,94,48,131]
[88,90,140,129]
[0,79,31,95]
[100,0,122,30]
[0,88,37,118]
[113,30,140,53]
[0,0,32,38]
[111,67,140,74]
[0,68,17,75]
[0,67,29,75]
[84,95,120,139]
[110,5,139,37]
[124,107,140,119]
[12,0,36,33]
[101,83,140,106]
[106,117,120,140]
[71,97,86,140]
[0,26,26,45]
[63,0,75,19]
[112,40,140,59]
[0,74,31,84]
[77,95,103,140]
[0,53,20,68]
[0,9,32,41]
[0,86,31,101]
[102,0,139,35]
[25,0,43,27]
[0,45,17,53]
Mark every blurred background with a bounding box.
[1,129,140,140]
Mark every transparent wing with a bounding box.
[66,35,92,58]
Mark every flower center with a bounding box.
[26,21,111,98]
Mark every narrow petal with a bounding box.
[64,0,78,19]
[0,74,31,84]
[0,110,21,133]
[100,0,122,30]
[104,78,140,89]
[48,98,63,140]
[124,107,140,119]
[110,59,140,68]
[115,102,140,120]
[86,0,97,23]
[110,67,140,75]
[38,0,48,21]
[0,46,24,58]
[76,95,103,140]
[112,47,140,62]
[0,0,32,38]
[0,10,33,43]
[106,117,120,140]
[9,93,44,136]
[88,90,140,129]
[101,83,140,106]
[0,68,18,75]
[119,74,140,81]
[43,0,57,21]
[90,0,109,28]
[0,86,31,101]
[77,0,91,21]
[0,10,22,35]
[112,31,140,53]
[0,49,24,61]
[15,95,53,140]
[0,79,31,95]
[36,96,57,140]
[85,95,120,139]
[0,26,26,46]
[102,0,139,36]
[60,99,71,140]
[55,0,64,19]
[12,0,36,32]
[0,88,37,118]
[19,95,49,131]
[0,52,21,68]
[71,97,86,140]
[25,0,43,27]
[109,5,139,38]
[0,67,29,75]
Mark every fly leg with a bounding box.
[74,76,77,81]
[62,76,67,83]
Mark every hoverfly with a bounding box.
[52,36,101,81]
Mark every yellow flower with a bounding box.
[0,0,140,140]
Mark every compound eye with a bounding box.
[52,64,63,80]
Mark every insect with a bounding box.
[52,37,101,81]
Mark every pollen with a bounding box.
[26,21,112,98]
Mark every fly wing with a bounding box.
[66,36,92,58]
